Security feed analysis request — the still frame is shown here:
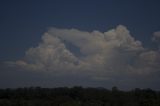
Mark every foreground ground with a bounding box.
[0,86,160,106]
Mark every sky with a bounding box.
[0,0,160,90]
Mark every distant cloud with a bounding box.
[153,31,160,42]
[153,31,160,50]
[6,25,160,80]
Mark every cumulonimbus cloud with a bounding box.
[6,25,160,80]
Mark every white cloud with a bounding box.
[6,25,160,80]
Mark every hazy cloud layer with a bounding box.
[7,25,160,80]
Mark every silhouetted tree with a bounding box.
[0,86,159,106]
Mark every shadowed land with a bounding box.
[0,86,160,106]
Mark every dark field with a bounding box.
[0,87,160,106]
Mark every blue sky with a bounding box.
[0,0,160,60]
[0,0,160,89]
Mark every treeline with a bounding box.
[0,86,160,106]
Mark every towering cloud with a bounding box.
[7,25,160,80]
